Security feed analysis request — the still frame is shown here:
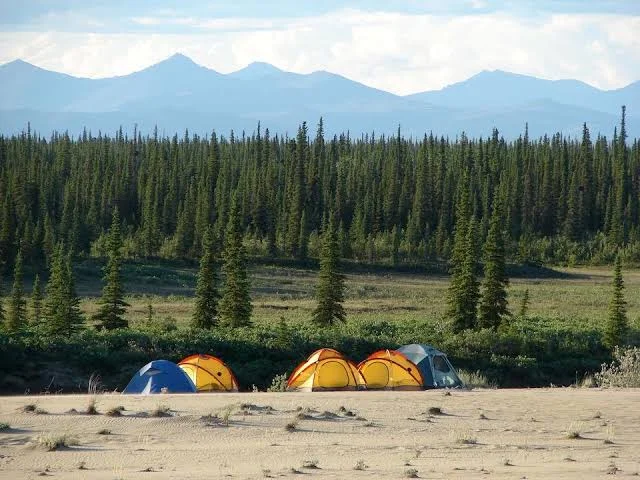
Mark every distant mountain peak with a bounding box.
[160,53,198,66]
[230,61,284,79]
[1,58,38,70]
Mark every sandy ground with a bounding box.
[0,389,639,479]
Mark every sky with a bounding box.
[0,1,639,95]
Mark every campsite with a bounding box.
[1,2,640,478]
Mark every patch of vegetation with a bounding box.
[457,369,495,389]
[218,404,236,426]
[596,346,640,388]
[566,426,583,439]
[427,407,443,415]
[403,468,419,478]
[106,406,124,417]
[353,460,368,470]
[454,432,478,445]
[284,419,299,432]
[35,433,79,451]
[85,397,99,415]
[0,423,10,431]
[301,460,319,469]
[150,404,172,418]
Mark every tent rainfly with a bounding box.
[287,348,366,391]
[178,354,239,392]
[358,349,424,390]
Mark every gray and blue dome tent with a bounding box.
[396,344,463,388]
[123,360,197,394]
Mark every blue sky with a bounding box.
[1,1,639,94]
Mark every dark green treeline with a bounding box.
[0,111,639,270]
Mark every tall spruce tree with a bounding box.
[518,288,530,318]
[447,216,480,332]
[219,193,252,327]
[44,243,84,335]
[7,250,27,331]
[312,214,346,326]
[604,255,628,348]
[192,226,220,328]
[31,274,43,324]
[93,208,129,330]
[0,279,5,327]
[478,196,510,329]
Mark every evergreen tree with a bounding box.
[31,274,43,324]
[192,226,220,328]
[7,250,27,330]
[219,194,252,327]
[312,214,346,326]
[479,197,510,329]
[447,216,480,332]
[43,243,84,335]
[604,255,628,348]
[519,288,530,318]
[93,208,129,330]
[0,280,5,327]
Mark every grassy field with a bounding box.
[58,259,640,331]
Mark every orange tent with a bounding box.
[287,348,366,391]
[358,349,424,390]
[178,354,239,392]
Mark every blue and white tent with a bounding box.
[396,344,463,388]
[122,360,196,394]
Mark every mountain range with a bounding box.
[0,53,637,139]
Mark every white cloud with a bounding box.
[0,9,638,94]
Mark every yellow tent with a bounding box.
[287,348,366,391]
[178,354,239,392]
[358,349,424,390]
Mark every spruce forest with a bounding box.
[0,109,639,392]
[1,110,639,271]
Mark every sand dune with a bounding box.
[1,389,639,479]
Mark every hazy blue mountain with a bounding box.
[407,69,637,116]
[0,55,637,139]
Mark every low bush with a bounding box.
[0,315,624,392]
[595,346,640,388]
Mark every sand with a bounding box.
[1,389,639,479]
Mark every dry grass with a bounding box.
[86,397,99,415]
[454,431,478,445]
[458,369,495,389]
[35,433,79,451]
[301,459,319,469]
[354,459,368,470]
[284,419,299,432]
[106,406,124,417]
[404,467,419,478]
[566,423,584,439]
[150,404,172,417]
[596,347,640,388]
[604,425,615,444]
[21,403,47,414]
